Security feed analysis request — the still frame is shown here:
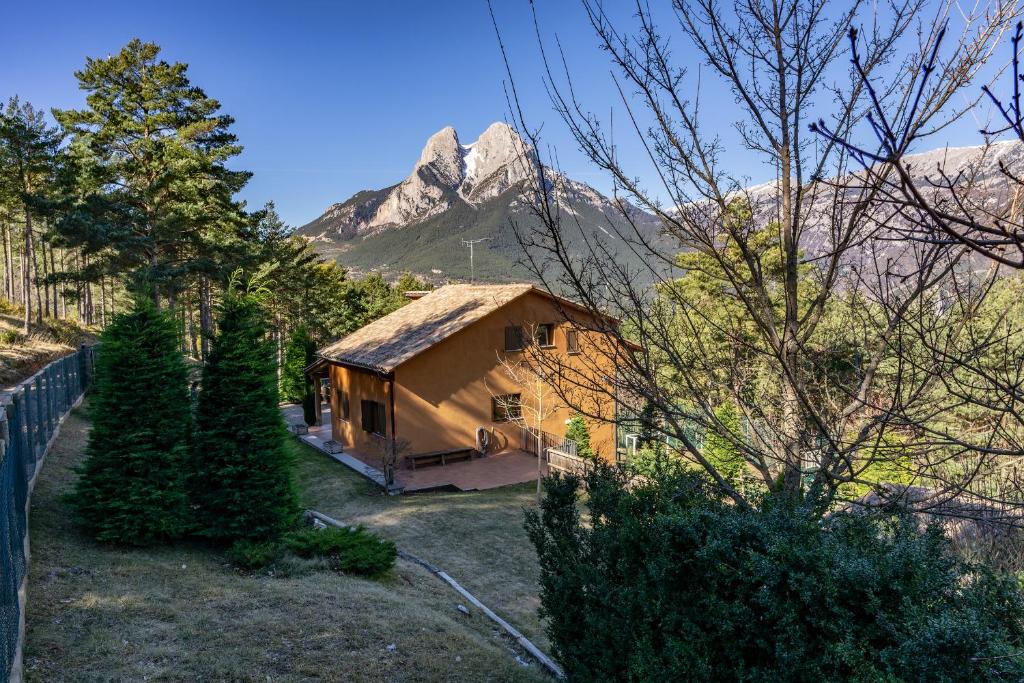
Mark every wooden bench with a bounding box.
[407,448,477,471]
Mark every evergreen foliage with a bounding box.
[191,276,299,543]
[527,467,1024,682]
[284,526,396,577]
[280,324,315,403]
[565,413,595,459]
[703,401,745,485]
[72,297,191,545]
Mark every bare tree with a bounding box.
[490,0,1018,517]
[488,333,563,504]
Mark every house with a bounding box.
[306,283,632,466]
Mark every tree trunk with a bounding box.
[59,248,66,319]
[2,223,12,303]
[22,208,32,333]
[40,235,50,320]
[199,275,213,360]
[48,237,58,318]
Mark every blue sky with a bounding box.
[1,0,1008,227]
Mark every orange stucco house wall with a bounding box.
[321,288,623,462]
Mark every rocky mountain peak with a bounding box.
[416,125,464,189]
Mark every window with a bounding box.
[339,390,350,421]
[361,399,386,435]
[492,393,522,422]
[504,325,525,351]
[535,324,555,348]
[566,329,580,354]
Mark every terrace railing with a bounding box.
[1,345,94,683]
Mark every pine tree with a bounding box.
[565,413,595,459]
[280,324,315,403]
[72,297,191,544]
[704,401,745,485]
[191,272,299,543]
[53,39,250,306]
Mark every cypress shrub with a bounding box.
[565,413,595,459]
[72,297,191,545]
[280,325,315,403]
[703,401,745,485]
[191,286,300,543]
[527,466,1024,682]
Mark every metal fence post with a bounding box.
[33,376,43,455]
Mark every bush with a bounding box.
[284,526,396,577]
[43,318,85,345]
[526,465,1024,682]
[280,325,316,404]
[190,287,300,543]
[0,328,24,345]
[565,414,595,459]
[72,298,192,545]
[703,401,744,485]
[227,539,282,570]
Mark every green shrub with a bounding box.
[703,401,745,485]
[0,328,24,345]
[190,287,300,544]
[284,526,396,577]
[43,318,84,345]
[565,414,595,459]
[280,325,316,404]
[227,539,282,570]
[72,298,192,545]
[527,465,1024,682]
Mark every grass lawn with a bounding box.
[22,407,551,682]
[296,443,548,653]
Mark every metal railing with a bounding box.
[1,346,94,683]
[521,426,577,459]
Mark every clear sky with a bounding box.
[1,0,1008,227]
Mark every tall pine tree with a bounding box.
[72,297,191,544]
[191,270,299,543]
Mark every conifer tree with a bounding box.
[191,270,299,543]
[704,402,745,485]
[280,324,314,404]
[565,413,595,459]
[72,296,191,544]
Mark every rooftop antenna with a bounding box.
[461,237,492,283]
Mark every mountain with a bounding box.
[299,123,1024,283]
[296,122,663,282]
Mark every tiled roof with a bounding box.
[317,284,534,373]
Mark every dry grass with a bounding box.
[22,408,551,682]
[297,449,549,654]
[0,308,96,387]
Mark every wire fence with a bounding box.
[1,346,94,683]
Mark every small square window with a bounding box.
[535,324,554,348]
[492,394,522,422]
[504,325,525,351]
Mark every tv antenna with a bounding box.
[461,237,491,283]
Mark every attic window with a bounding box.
[504,325,525,351]
[535,324,555,348]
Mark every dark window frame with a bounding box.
[535,323,555,349]
[492,393,523,423]
[361,399,387,436]
[504,325,526,352]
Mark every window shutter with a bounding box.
[505,325,527,351]
[361,400,372,432]
[375,402,386,435]
[567,329,579,353]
